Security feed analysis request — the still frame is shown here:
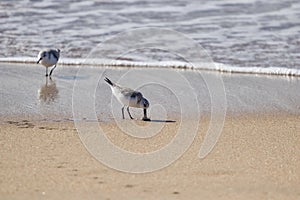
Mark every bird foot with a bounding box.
[142,117,151,121]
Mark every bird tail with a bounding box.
[104,77,114,86]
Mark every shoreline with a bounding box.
[0,109,298,127]
[1,58,300,77]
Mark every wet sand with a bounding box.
[0,114,299,199]
[0,63,300,199]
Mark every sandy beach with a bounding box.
[0,113,299,199]
[0,63,300,199]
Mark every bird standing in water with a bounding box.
[37,49,60,77]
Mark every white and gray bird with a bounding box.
[36,49,60,77]
[104,77,150,121]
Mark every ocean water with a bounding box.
[1,0,300,76]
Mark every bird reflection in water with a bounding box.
[38,77,59,104]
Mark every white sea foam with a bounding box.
[1,0,300,70]
[0,57,299,77]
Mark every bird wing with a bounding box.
[120,87,135,96]
[121,88,143,102]
[49,49,60,60]
[130,91,143,103]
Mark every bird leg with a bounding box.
[127,107,134,119]
[122,106,125,119]
[49,65,57,77]
[142,109,150,121]
[45,67,48,77]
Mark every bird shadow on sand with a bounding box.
[55,75,89,80]
[146,119,176,123]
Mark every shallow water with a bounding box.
[1,0,300,74]
[0,63,299,120]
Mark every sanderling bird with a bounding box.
[36,49,60,77]
[104,77,150,121]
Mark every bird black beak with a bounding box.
[36,57,42,64]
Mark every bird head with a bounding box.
[37,51,47,64]
[142,98,149,109]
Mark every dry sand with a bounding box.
[0,113,299,200]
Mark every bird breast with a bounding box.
[40,54,58,67]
